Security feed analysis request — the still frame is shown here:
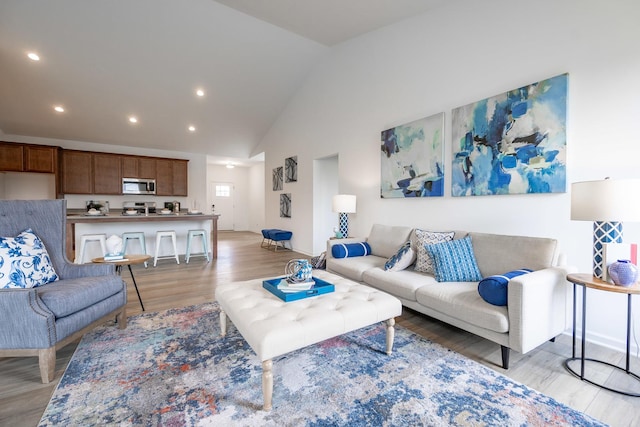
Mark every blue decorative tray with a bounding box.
[262,276,335,302]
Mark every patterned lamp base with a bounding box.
[593,221,622,279]
[339,213,349,238]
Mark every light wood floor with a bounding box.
[1,231,638,426]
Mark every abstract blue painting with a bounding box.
[380,113,444,198]
[451,73,568,196]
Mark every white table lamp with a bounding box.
[571,178,640,278]
[332,194,356,238]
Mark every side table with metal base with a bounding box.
[92,254,151,311]
[564,273,640,397]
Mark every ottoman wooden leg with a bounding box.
[220,310,227,336]
[262,360,273,411]
[386,318,395,355]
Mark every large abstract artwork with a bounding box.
[380,112,444,198]
[280,193,291,218]
[451,73,568,196]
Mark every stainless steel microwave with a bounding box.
[122,178,156,195]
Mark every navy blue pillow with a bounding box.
[332,242,372,259]
[477,269,532,306]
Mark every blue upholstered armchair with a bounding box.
[0,200,127,383]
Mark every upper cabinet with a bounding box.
[0,142,59,173]
[156,159,188,196]
[62,150,93,194]
[121,155,156,179]
[60,149,187,196]
[93,153,122,195]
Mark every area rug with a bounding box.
[39,303,605,426]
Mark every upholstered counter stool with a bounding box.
[75,233,107,264]
[185,229,210,263]
[122,231,148,268]
[153,230,180,267]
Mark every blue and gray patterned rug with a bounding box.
[39,303,605,426]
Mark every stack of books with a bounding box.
[104,253,125,261]
[276,278,316,293]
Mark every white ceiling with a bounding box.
[0,0,449,163]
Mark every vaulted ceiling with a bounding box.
[0,0,449,163]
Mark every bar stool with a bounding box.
[75,233,107,264]
[185,229,210,263]
[122,232,148,268]
[153,230,180,267]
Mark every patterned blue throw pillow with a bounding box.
[478,269,533,306]
[331,242,372,259]
[0,228,59,289]
[424,236,482,282]
[384,241,416,271]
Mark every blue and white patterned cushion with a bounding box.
[478,269,533,306]
[424,236,482,282]
[413,229,455,274]
[384,241,416,271]
[0,228,59,289]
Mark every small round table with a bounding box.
[92,254,151,311]
[565,273,640,396]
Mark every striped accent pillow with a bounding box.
[478,269,533,306]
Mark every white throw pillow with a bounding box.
[413,229,455,274]
[0,228,59,289]
[384,241,416,272]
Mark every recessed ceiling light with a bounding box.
[129,116,138,124]
[188,125,196,132]
[27,52,40,61]
[53,105,65,113]
[226,163,235,169]
[196,89,205,97]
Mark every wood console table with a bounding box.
[66,213,219,262]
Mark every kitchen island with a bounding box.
[66,212,220,262]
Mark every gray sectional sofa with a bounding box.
[326,224,575,369]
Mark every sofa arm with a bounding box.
[326,237,367,260]
[57,262,116,279]
[0,288,56,349]
[507,265,578,354]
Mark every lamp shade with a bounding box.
[332,194,356,213]
[571,179,640,222]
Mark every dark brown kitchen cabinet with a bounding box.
[155,159,188,196]
[93,153,122,194]
[121,155,157,179]
[0,142,24,171]
[25,145,58,173]
[62,150,93,194]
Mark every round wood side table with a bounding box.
[564,273,640,396]
[92,254,151,311]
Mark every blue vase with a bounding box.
[608,260,638,286]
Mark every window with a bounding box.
[215,184,231,197]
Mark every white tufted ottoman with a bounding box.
[215,270,402,411]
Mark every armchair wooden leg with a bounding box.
[39,347,56,384]
[500,345,510,369]
[116,307,127,329]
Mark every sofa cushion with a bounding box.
[332,242,372,259]
[327,255,387,282]
[413,229,455,274]
[0,228,59,289]
[37,275,125,318]
[367,224,413,258]
[363,267,436,302]
[415,281,509,333]
[478,269,532,306]
[425,236,482,282]
[384,241,415,271]
[468,232,557,277]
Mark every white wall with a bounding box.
[248,162,265,233]
[0,172,56,199]
[255,0,640,353]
